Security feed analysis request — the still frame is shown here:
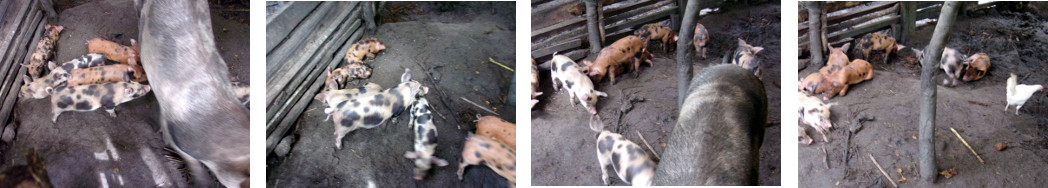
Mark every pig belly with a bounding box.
[652,64,767,186]
[139,0,249,187]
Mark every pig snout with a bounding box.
[653,64,766,186]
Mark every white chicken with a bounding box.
[1006,73,1044,115]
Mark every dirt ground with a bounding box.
[0,0,249,187]
[799,5,1048,187]
[531,3,781,186]
[265,2,517,187]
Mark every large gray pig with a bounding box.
[137,0,249,187]
[652,64,767,186]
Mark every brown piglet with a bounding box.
[582,35,647,84]
[823,59,874,100]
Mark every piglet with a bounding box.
[581,36,647,84]
[458,134,516,188]
[22,24,63,78]
[731,38,764,77]
[63,64,138,87]
[823,59,874,100]
[820,43,851,76]
[87,38,140,65]
[635,23,677,52]
[857,32,902,63]
[51,82,151,122]
[961,53,990,82]
[592,120,655,186]
[232,82,250,108]
[693,23,709,59]
[798,94,834,143]
[324,62,373,90]
[330,69,427,149]
[21,53,110,99]
[799,72,831,95]
[345,37,386,62]
[914,47,965,86]
[404,97,448,180]
[551,54,608,115]
[475,115,516,150]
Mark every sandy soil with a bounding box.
[1,0,249,187]
[265,2,517,187]
[531,2,781,186]
[799,5,1048,187]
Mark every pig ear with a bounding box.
[594,90,608,97]
[896,44,906,50]
[840,43,851,52]
[433,158,449,166]
[737,38,746,46]
[45,87,54,94]
[404,151,418,159]
[401,68,411,83]
[589,115,603,132]
[314,92,328,101]
[48,61,56,70]
[22,75,32,83]
[751,46,764,54]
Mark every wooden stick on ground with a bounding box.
[950,127,984,164]
[635,130,659,160]
[868,153,899,188]
[460,97,499,115]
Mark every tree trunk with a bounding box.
[676,0,700,106]
[919,1,960,183]
[584,0,602,54]
[805,2,825,67]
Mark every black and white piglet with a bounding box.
[403,97,448,180]
[20,53,108,99]
[329,69,428,149]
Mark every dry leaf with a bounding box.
[939,167,957,179]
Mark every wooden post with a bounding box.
[805,2,825,67]
[919,1,959,183]
[900,2,917,42]
[583,0,602,54]
[677,0,699,106]
[363,2,376,31]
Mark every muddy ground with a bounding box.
[799,5,1048,187]
[265,2,517,187]
[531,2,781,186]
[0,0,249,187]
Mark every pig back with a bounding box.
[138,0,249,186]
[653,64,767,186]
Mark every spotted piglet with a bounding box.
[51,82,151,122]
[731,38,764,77]
[591,118,655,186]
[329,69,427,149]
[315,82,383,121]
[551,54,607,115]
[21,53,109,99]
[404,97,448,180]
[232,82,250,108]
[23,24,63,78]
[476,115,516,150]
[63,64,138,87]
[458,134,516,188]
